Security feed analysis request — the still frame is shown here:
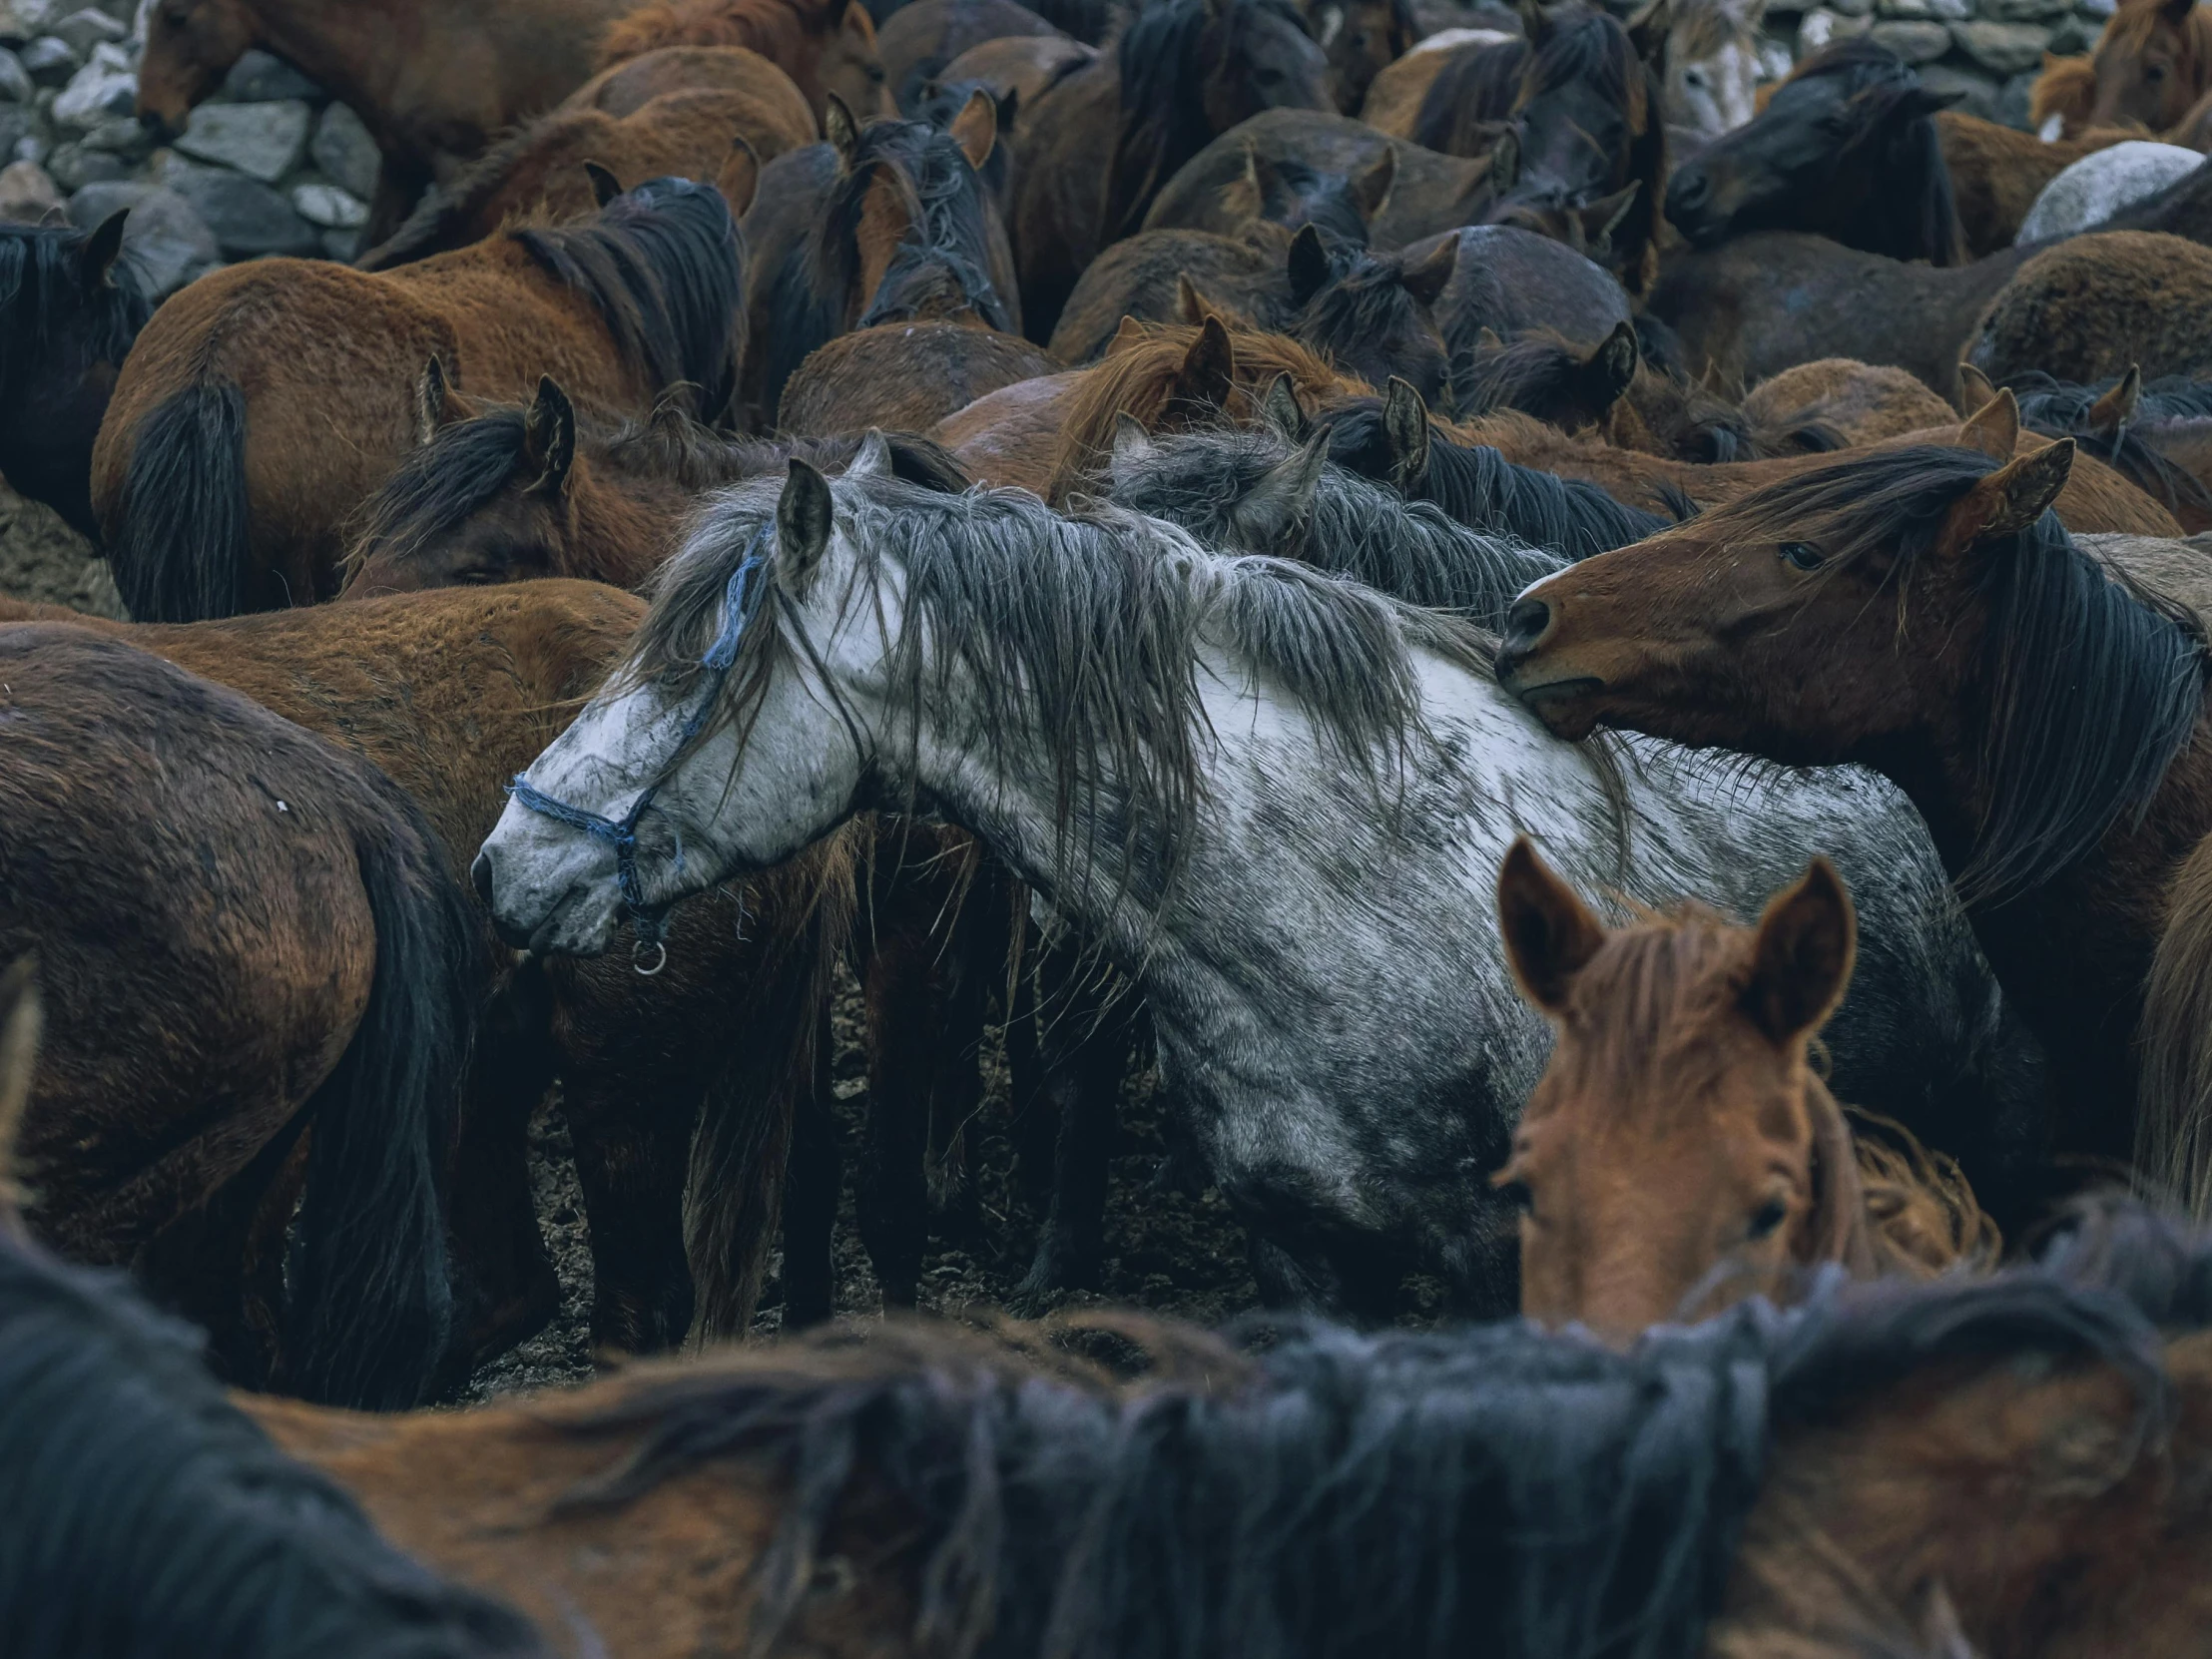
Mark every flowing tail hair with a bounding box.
[108,378,251,622]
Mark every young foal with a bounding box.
[1495,837,1997,1344]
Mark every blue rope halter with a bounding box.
[505,528,770,973]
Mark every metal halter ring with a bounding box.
[633,938,669,977]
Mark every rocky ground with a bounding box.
[0,475,119,613]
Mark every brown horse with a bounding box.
[1967,230,2212,387]
[1740,357,1956,452]
[1009,0,1334,341]
[1305,0,1417,112]
[1937,112,2137,255]
[2037,0,2212,138]
[1495,837,1997,1344]
[876,0,1064,112]
[1457,321,1769,461]
[356,58,811,269]
[0,622,476,1409]
[0,581,844,1359]
[90,176,745,623]
[135,0,633,244]
[1494,440,2212,1219]
[778,319,1060,432]
[598,0,899,126]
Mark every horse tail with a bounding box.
[280,797,480,1409]
[108,378,250,623]
[682,833,856,1343]
[2136,833,2212,1220]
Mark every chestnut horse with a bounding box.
[2033,0,2212,139]
[91,176,745,623]
[1495,837,1998,1344]
[0,214,147,543]
[1495,441,2212,1219]
[598,0,899,124]
[0,623,476,1409]
[135,0,633,245]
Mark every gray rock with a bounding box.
[162,156,320,256]
[88,0,132,21]
[48,7,121,56]
[79,113,146,155]
[1877,0,1967,21]
[1798,7,1873,48]
[12,132,44,165]
[0,46,30,102]
[220,49,321,105]
[0,103,36,156]
[1918,62,2001,119]
[76,182,219,294]
[1997,66,2040,129]
[173,98,311,183]
[1950,18,2052,72]
[2076,0,2115,15]
[319,226,358,261]
[0,155,60,219]
[49,56,133,129]
[0,0,59,44]
[291,179,366,229]
[1868,17,1950,57]
[1978,0,2069,17]
[43,136,123,188]
[310,101,379,200]
[2046,16,2092,52]
[18,34,76,84]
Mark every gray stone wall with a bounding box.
[1780,0,2108,127]
[0,0,380,295]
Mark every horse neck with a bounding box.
[570,462,694,588]
[237,0,403,140]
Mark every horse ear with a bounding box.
[1176,272,1209,324]
[1222,141,1265,221]
[584,160,624,209]
[2087,364,2141,437]
[1383,374,1431,489]
[0,955,40,1233]
[948,86,998,172]
[1517,0,1552,49]
[1581,320,1639,410]
[1111,411,1154,465]
[1935,439,2074,557]
[522,376,577,497]
[840,0,878,43]
[719,135,762,217]
[1577,181,1642,252]
[1953,359,1996,416]
[1743,855,1857,1045]
[1171,313,1236,410]
[76,208,128,290]
[1287,223,1332,306]
[1262,371,1307,441]
[1488,128,1520,196]
[1351,145,1396,224]
[1497,836,1606,1014]
[1625,0,1669,70]
[1475,324,1504,352]
[846,428,893,477]
[1109,313,1148,354]
[1957,386,2019,461]
[825,92,860,167]
[1397,235,1457,308]
[1234,431,1329,545]
[778,458,835,582]
[414,354,465,446]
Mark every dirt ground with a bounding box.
[0,477,124,617]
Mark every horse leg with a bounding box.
[780,997,841,1331]
[923,864,1014,1242]
[438,959,559,1386]
[559,1054,699,1358]
[857,895,939,1311]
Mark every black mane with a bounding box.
[1324,396,1668,558]
[512,175,748,423]
[0,220,152,380]
[1719,443,2208,902]
[2008,370,2212,524]
[0,1233,547,1659]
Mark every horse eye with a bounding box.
[1778,541,1823,571]
[1683,66,1708,88]
[868,63,886,81]
[2147,63,2167,81]
[1748,1197,1789,1240]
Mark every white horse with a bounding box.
[478,449,2040,1313]
[2018,141,2206,244]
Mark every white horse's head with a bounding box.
[474,450,891,958]
[1639,0,1769,138]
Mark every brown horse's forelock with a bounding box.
[1701,444,2207,903]
[629,469,1487,901]
[1544,905,1771,1102]
[512,178,747,421]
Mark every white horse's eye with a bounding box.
[1682,65,1709,89]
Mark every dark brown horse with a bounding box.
[1664,39,1965,266]
[741,95,1013,424]
[1968,230,2212,388]
[1010,0,1334,340]
[356,62,810,269]
[2,582,850,1362]
[598,0,900,125]
[135,0,632,244]
[90,176,745,623]
[878,0,1064,112]
[1495,441,2212,1217]
[1496,837,1997,1344]
[0,215,148,543]
[1457,320,1768,461]
[0,622,475,1408]
[1306,0,1417,112]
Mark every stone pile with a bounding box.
[1776,0,2113,127]
[0,0,381,295]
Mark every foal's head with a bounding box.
[1494,837,1865,1342]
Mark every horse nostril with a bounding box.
[470,850,497,911]
[1505,596,1552,649]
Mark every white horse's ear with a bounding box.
[847,428,893,477]
[1111,411,1153,464]
[778,458,835,584]
[1234,431,1328,544]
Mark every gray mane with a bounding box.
[631,471,1493,895]
[1098,424,1567,630]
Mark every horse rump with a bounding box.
[280,796,481,1410]
[106,378,251,623]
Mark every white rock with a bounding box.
[290,179,365,228]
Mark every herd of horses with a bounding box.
[20,0,2212,1648]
